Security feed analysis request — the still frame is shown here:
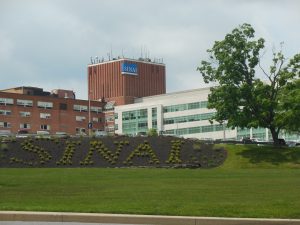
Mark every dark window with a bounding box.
[59,103,67,110]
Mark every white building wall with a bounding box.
[114,87,234,139]
[114,88,235,140]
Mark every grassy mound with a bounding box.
[219,144,300,169]
[0,141,300,218]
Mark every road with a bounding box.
[0,222,141,225]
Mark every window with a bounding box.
[37,101,53,109]
[59,103,67,110]
[105,115,114,122]
[0,122,11,128]
[164,123,227,136]
[91,106,102,113]
[152,120,157,128]
[17,99,33,107]
[73,104,88,112]
[76,127,86,134]
[92,117,101,122]
[106,126,115,133]
[40,113,51,119]
[152,108,157,117]
[0,98,13,105]
[76,116,86,122]
[40,124,51,130]
[20,123,31,129]
[138,122,148,128]
[19,111,31,117]
[114,113,118,120]
[0,110,11,115]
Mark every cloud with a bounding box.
[0,0,299,99]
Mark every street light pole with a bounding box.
[88,91,91,136]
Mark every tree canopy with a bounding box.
[197,23,300,144]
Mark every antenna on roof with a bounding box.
[90,56,93,64]
[110,44,113,59]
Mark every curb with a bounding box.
[1,211,300,225]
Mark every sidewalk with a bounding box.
[1,211,300,225]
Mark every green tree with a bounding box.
[147,128,158,137]
[197,23,300,145]
[278,79,300,133]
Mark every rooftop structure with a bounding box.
[87,57,166,105]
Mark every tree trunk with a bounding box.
[269,127,279,146]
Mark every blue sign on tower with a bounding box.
[121,62,138,75]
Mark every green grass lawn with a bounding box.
[0,144,300,218]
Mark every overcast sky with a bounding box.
[0,0,299,99]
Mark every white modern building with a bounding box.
[114,87,300,141]
[114,88,236,140]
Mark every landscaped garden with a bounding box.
[0,136,226,168]
[0,136,300,219]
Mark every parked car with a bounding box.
[16,129,29,138]
[241,137,253,144]
[277,138,286,146]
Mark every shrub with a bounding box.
[0,143,9,151]
[147,128,158,137]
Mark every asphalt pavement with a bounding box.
[0,222,141,225]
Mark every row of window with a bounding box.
[0,122,50,130]
[0,98,102,113]
[163,101,208,113]
[1,111,101,122]
[164,123,226,135]
[0,123,104,131]
[164,112,216,125]
[0,98,53,108]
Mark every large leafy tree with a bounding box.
[197,23,300,145]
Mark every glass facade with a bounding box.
[237,127,251,140]
[237,127,267,141]
[165,123,226,135]
[122,109,148,135]
[163,101,208,113]
[252,127,267,140]
[164,112,215,125]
